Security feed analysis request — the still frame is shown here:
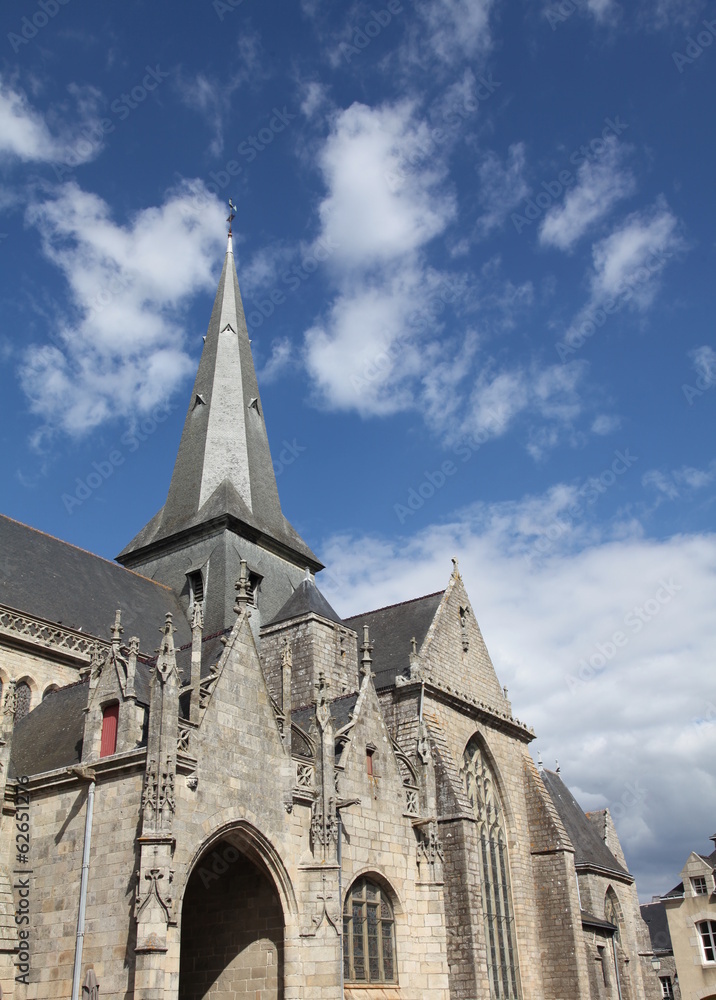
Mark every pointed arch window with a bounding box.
[15,681,32,721]
[461,737,521,1000]
[343,878,397,985]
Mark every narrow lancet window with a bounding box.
[461,737,521,1000]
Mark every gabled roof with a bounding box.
[344,591,444,690]
[541,769,630,879]
[267,576,344,627]
[118,237,320,571]
[0,514,190,655]
[10,680,89,777]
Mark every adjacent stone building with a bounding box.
[0,233,660,998]
[661,838,716,1000]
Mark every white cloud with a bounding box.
[256,337,295,384]
[20,181,227,440]
[317,499,716,898]
[475,143,530,238]
[643,461,716,502]
[564,199,684,345]
[690,344,716,382]
[416,0,495,64]
[0,77,101,167]
[592,414,621,435]
[316,101,455,269]
[539,139,635,251]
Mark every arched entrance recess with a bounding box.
[178,825,291,1000]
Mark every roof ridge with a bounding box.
[0,514,174,592]
[345,590,445,621]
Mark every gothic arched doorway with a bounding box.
[178,837,284,999]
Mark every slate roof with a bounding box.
[10,680,89,777]
[267,577,343,627]
[640,900,673,952]
[0,514,191,656]
[541,769,630,878]
[344,591,444,691]
[293,692,359,735]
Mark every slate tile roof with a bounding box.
[0,514,191,656]
[640,899,673,951]
[541,768,630,878]
[344,591,444,691]
[267,577,343,627]
[10,679,89,777]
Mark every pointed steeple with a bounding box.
[118,234,320,573]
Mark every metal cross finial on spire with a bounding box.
[227,198,236,236]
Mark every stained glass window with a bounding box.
[461,737,521,1000]
[343,878,397,984]
[15,681,31,721]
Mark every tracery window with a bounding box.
[15,681,31,721]
[462,737,521,1000]
[343,877,396,984]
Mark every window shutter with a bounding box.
[100,703,119,758]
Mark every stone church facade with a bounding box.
[0,235,664,998]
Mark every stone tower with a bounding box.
[116,234,321,636]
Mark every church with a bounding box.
[0,230,664,999]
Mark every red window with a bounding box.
[100,703,119,758]
[366,749,374,776]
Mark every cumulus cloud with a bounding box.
[20,181,227,441]
[302,101,588,456]
[539,138,635,251]
[317,498,716,898]
[316,101,455,269]
[0,76,102,167]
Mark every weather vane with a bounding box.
[227,198,236,236]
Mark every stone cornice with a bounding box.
[0,602,108,666]
[391,678,535,743]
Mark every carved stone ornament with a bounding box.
[135,866,174,923]
[300,870,340,937]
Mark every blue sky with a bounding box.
[1,0,714,899]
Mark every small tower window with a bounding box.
[100,703,119,758]
[366,747,375,776]
[187,570,204,605]
[248,571,262,608]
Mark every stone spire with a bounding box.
[117,233,320,571]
